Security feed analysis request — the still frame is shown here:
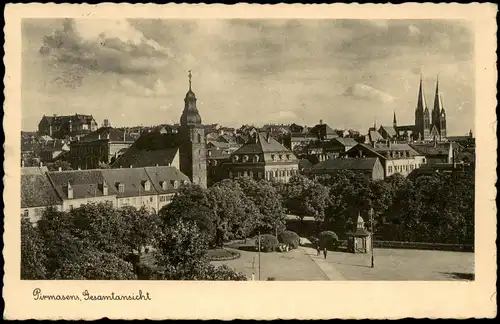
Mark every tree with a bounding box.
[52,249,137,280]
[279,175,330,232]
[21,216,47,279]
[47,160,73,171]
[97,161,111,169]
[119,206,162,254]
[232,177,286,235]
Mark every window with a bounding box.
[144,181,151,191]
[258,172,263,179]
[183,180,189,186]
[249,171,254,178]
[286,154,290,160]
[243,155,249,162]
[243,171,248,177]
[232,155,239,163]
[253,155,259,163]
[271,155,276,161]
[34,208,43,217]
[388,166,392,173]
[173,181,179,189]
[197,134,202,143]
[69,205,74,210]
[274,170,277,177]
[23,209,28,217]
[228,171,233,178]
[161,181,167,190]
[118,183,125,193]
[150,197,153,203]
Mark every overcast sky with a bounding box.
[22,19,474,135]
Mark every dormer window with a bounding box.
[279,155,283,160]
[183,180,189,186]
[232,155,239,163]
[143,180,151,191]
[271,154,276,161]
[286,154,290,160]
[243,155,249,162]
[172,180,179,189]
[253,155,259,162]
[117,183,125,193]
[161,181,167,190]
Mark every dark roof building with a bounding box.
[305,157,385,181]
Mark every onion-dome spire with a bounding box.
[180,70,202,126]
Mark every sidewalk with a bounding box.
[300,246,346,281]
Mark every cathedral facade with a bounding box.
[392,75,448,142]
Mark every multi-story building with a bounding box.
[346,142,426,178]
[21,166,190,223]
[38,114,98,139]
[214,132,300,183]
[39,139,70,163]
[68,127,135,169]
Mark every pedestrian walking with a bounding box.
[316,242,321,256]
[323,247,327,259]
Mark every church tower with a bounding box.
[414,75,431,141]
[179,71,207,188]
[432,76,447,139]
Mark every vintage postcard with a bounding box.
[3,3,497,320]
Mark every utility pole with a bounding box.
[370,207,375,268]
[252,257,256,281]
[258,231,261,281]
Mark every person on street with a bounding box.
[323,247,328,259]
[316,242,321,256]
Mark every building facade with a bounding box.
[38,114,98,139]
[217,132,300,183]
[21,166,190,223]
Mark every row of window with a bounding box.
[115,180,188,193]
[388,163,421,174]
[228,169,299,179]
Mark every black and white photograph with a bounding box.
[4,3,497,320]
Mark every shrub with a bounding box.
[309,236,319,245]
[318,231,339,250]
[256,234,278,252]
[278,230,300,249]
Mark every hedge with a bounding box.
[256,234,279,252]
[277,230,300,249]
[318,231,339,250]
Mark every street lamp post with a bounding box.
[258,231,261,280]
[370,207,375,268]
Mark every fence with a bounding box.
[337,239,473,252]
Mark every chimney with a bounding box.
[208,150,212,157]
[78,166,81,170]
[67,182,73,199]
[319,119,323,125]
[155,164,159,167]
[39,161,43,167]
[98,134,101,140]
[103,182,109,196]
[123,129,126,141]
[58,167,62,172]
[266,132,271,143]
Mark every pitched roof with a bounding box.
[334,137,359,147]
[409,143,451,156]
[368,130,384,142]
[21,166,49,175]
[371,143,421,156]
[311,157,379,171]
[310,123,337,136]
[81,127,135,142]
[111,133,181,168]
[233,133,291,155]
[101,168,155,198]
[41,139,69,152]
[47,170,113,200]
[21,174,62,208]
[379,126,397,137]
[144,166,190,195]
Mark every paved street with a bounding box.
[212,245,474,281]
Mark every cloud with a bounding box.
[343,84,395,103]
[266,110,298,122]
[39,19,172,76]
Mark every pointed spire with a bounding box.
[417,74,427,111]
[433,74,443,113]
[393,110,397,126]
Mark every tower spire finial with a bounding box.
[188,70,192,90]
